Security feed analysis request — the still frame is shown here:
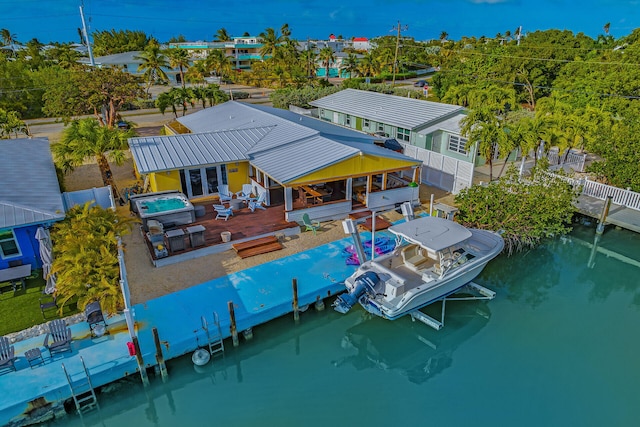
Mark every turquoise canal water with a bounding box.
[53,223,640,427]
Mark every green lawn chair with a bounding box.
[302,213,321,235]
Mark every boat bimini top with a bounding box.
[388,216,472,252]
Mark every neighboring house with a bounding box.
[128,101,422,223]
[0,138,65,270]
[80,51,182,85]
[310,89,477,193]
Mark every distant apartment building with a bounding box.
[169,36,263,71]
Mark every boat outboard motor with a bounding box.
[333,271,380,314]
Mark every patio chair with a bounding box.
[0,336,16,375]
[248,192,267,212]
[44,319,72,356]
[236,184,254,203]
[213,204,234,221]
[302,213,321,235]
[39,293,58,320]
[217,185,233,206]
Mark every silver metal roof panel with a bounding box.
[310,89,464,130]
[0,138,65,228]
[129,127,272,174]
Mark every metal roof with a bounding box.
[309,88,464,130]
[416,113,466,136]
[0,138,65,229]
[165,102,420,184]
[129,127,273,174]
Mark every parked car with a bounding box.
[413,80,427,87]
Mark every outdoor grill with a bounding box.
[85,301,107,337]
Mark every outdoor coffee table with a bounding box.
[25,348,45,368]
[229,199,244,210]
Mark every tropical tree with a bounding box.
[439,31,448,43]
[136,42,170,93]
[340,53,360,78]
[259,27,282,58]
[53,118,135,201]
[214,28,231,42]
[318,46,335,80]
[166,48,190,88]
[455,166,577,255]
[42,66,145,128]
[0,28,18,57]
[50,202,136,314]
[0,108,29,138]
[357,52,382,77]
[185,59,209,85]
[206,49,232,80]
[92,29,150,56]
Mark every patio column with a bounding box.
[284,187,293,211]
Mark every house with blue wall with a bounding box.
[0,138,65,270]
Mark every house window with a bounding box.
[397,127,410,142]
[448,134,468,155]
[377,123,384,132]
[346,115,351,126]
[0,230,20,258]
[363,118,370,128]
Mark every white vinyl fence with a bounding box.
[549,173,640,211]
[401,143,474,194]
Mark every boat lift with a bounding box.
[409,282,496,330]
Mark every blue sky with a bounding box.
[1,0,638,44]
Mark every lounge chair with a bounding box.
[44,319,72,356]
[248,192,267,212]
[0,336,16,375]
[213,204,233,221]
[217,185,233,206]
[236,184,254,203]
[302,213,321,235]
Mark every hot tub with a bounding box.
[132,191,195,229]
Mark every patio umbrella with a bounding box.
[36,227,56,294]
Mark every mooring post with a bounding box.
[292,278,299,323]
[152,328,168,382]
[228,301,239,347]
[596,195,613,235]
[132,336,149,387]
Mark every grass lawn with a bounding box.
[0,270,79,336]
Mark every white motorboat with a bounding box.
[333,216,504,320]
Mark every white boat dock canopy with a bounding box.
[389,216,472,251]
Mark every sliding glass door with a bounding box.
[180,165,227,198]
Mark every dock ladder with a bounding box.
[61,356,99,414]
[410,282,496,330]
[201,312,225,358]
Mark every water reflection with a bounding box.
[332,302,491,384]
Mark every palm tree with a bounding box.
[0,108,29,138]
[603,22,611,35]
[302,48,317,79]
[185,60,209,85]
[206,49,232,80]
[1,28,18,57]
[357,52,381,77]
[340,53,359,78]
[54,118,135,202]
[51,202,136,314]
[166,48,190,88]
[259,27,282,58]
[439,31,448,43]
[136,43,170,93]
[214,28,231,42]
[318,46,335,80]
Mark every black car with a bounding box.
[413,80,427,87]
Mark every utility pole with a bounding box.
[391,21,408,86]
[516,25,523,46]
[79,3,95,66]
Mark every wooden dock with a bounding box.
[576,194,640,233]
[349,211,392,231]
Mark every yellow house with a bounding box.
[128,101,422,223]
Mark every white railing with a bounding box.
[548,173,640,211]
[547,150,586,172]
